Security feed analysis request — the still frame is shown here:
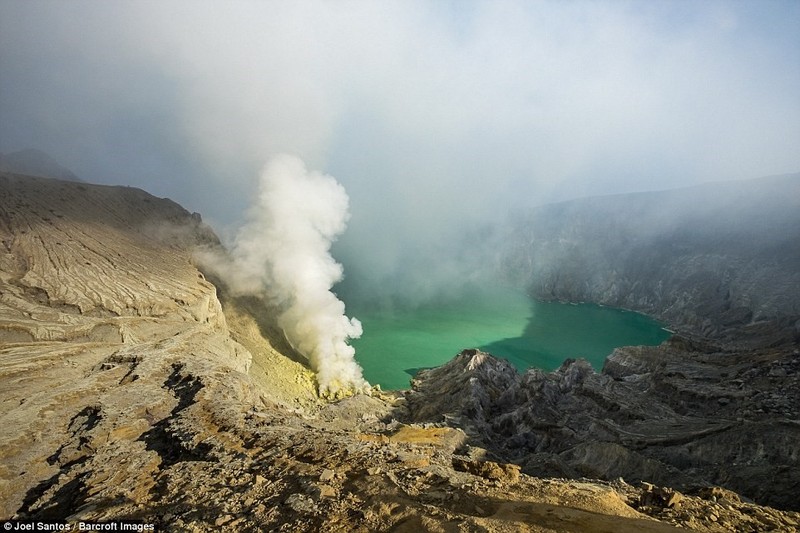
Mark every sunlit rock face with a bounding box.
[0,173,224,326]
[503,173,800,344]
[0,172,258,517]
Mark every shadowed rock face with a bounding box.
[406,341,800,510]
[503,173,800,343]
[405,174,800,511]
[408,173,800,508]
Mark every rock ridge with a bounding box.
[405,346,800,511]
[502,173,800,344]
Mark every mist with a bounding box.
[1,0,799,307]
[203,155,368,396]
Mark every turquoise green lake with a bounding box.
[347,286,670,390]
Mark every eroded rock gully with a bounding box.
[2,173,799,531]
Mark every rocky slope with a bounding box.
[2,171,799,531]
[400,174,800,514]
[406,347,800,511]
[503,173,800,343]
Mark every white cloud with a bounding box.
[1,0,798,288]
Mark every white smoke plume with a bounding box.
[229,154,369,397]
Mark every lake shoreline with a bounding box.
[349,286,670,390]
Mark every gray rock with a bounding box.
[406,347,800,511]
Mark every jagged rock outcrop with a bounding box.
[406,347,800,511]
[503,173,800,342]
[419,173,800,512]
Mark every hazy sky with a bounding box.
[1,0,799,276]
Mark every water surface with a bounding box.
[348,286,670,390]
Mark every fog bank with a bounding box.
[1,1,798,306]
